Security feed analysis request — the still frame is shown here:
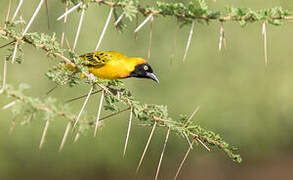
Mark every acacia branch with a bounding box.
[0,25,241,163]
[92,0,293,23]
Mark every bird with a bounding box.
[76,51,159,83]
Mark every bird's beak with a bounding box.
[146,72,159,83]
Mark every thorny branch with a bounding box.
[92,0,293,23]
[0,5,241,166]
[0,1,245,178]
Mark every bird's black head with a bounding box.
[129,63,159,83]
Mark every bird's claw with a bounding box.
[87,73,97,83]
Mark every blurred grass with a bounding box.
[1,0,293,179]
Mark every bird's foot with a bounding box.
[87,73,97,83]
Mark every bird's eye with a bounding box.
[144,65,149,71]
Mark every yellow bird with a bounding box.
[77,51,159,82]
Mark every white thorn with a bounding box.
[123,108,133,157]
[11,41,19,64]
[196,137,210,152]
[2,101,16,110]
[11,0,24,22]
[155,128,171,180]
[186,106,200,125]
[147,16,153,59]
[39,119,50,149]
[57,2,82,21]
[134,14,153,33]
[58,122,71,152]
[136,121,157,173]
[219,22,224,51]
[183,20,195,62]
[114,12,124,26]
[22,0,44,36]
[262,22,268,65]
[174,139,195,180]
[73,85,94,128]
[183,132,193,150]
[74,132,80,143]
[95,7,113,51]
[94,90,104,136]
[0,59,8,94]
[72,5,86,51]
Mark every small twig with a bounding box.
[58,121,71,152]
[114,12,124,26]
[39,119,50,149]
[22,0,44,36]
[96,107,130,122]
[72,4,86,51]
[155,127,171,180]
[2,101,16,110]
[183,20,195,62]
[153,116,182,125]
[45,84,58,95]
[123,107,133,157]
[136,121,157,173]
[174,139,195,180]
[0,59,8,94]
[95,7,113,51]
[219,21,225,51]
[0,40,16,49]
[147,16,153,59]
[134,13,153,33]
[96,83,114,95]
[262,22,268,65]
[65,89,102,103]
[57,2,82,21]
[11,0,24,22]
[73,85,94,128]
[94,90,105,136]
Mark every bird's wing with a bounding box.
[79,51,127,68]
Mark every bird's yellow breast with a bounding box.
[88,56,146,80]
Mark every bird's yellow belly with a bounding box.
[88,64,130,80]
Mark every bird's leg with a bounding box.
[87,73,97,82]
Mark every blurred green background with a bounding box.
[1,0,293,179]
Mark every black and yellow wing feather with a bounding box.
[79,51,128,68]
